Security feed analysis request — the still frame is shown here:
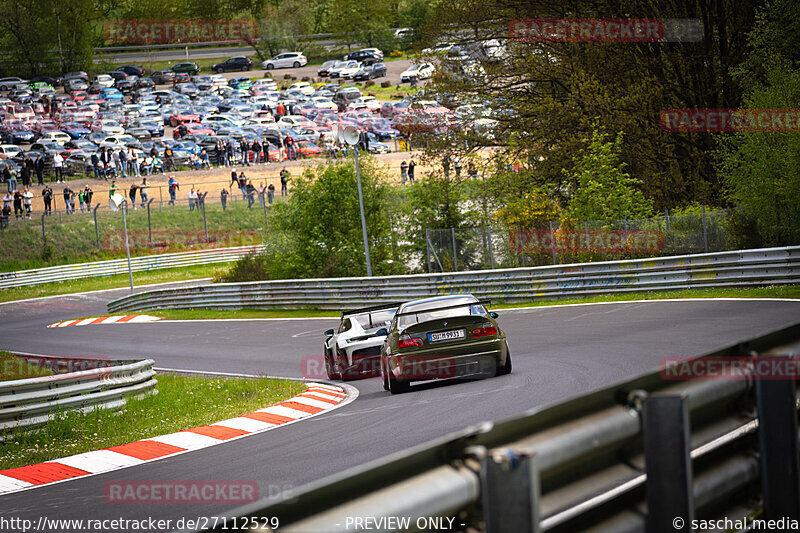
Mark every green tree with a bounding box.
[565,126,653,221]
[255,161,396,279]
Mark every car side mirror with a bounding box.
[489,312,498,319]
[376,328,388,336]
[324,328,334,337]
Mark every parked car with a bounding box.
[317,60,338,77]
[378,295,511,393]
[151,69,177,84]
[262,52,307,70]
[422,42,455,55]
[118,65,145,77]
[171,62,200,75]
[0,77,28,91]
[353,63,387,81]
[400,63,436,83]
[93,74,115,88]
[212,56,253,73]
[343,50,381,65]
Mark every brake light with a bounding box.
[472,325,498,338]
[398,335,424,348]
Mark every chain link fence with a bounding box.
[425,209,737,272]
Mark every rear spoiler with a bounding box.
[396,299,492,317]
[341,302,403,318]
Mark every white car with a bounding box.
[400,63,435,82]
[262,52,307,70]
[93,74,115,88]
[203,115,246,128]
[311,97,337,111]
[0,144,23,159]
[356,96,381,112]
[288,81,315,96]
[95,119,125,135]
[338,62,363,80]
[323,304,399,380]
[277,115,315,129]
[209,74,228,87]
[38,131,72,144]
[252,78,278,90]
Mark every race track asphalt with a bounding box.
[1,287,798,532]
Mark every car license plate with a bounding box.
[429,329,466,342]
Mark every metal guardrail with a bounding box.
[188,322,800,533]
[0,245,260,291]
[109,246,800,313]
[0,357,157,435]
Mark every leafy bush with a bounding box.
[223,251,270,282]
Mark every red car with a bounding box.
[173,123,215,139]
[169,111,200,127]
[295,141,324,158]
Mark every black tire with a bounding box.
[244,65,250,71]
[388,368,410,394]
[293,61,300,68]
[496,348,512,376]
[324,349,341,380]
[266,63,274,70]
[381,359,389,391]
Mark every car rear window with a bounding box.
[398,298,486,328]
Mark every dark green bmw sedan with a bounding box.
[378,294,511,394]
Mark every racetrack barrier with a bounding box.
[108,246,800,313]
[0,356,157,436]
[183,321,800,533]
[0,245,260,291]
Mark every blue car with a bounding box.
[137,121,164,137]
[5,129,35,144]
[61,122,91,139]
[101,88,124,101]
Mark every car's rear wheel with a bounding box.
[293,61,300,68]
[387,364,410,394]
[244,65,250,71]
[265,63,274,70]
[381,359,389,391]
[496,348,512,376]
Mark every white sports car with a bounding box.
[323,304,399,380]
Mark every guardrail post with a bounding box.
[665,209,670,233]
[93,203,101,250]
[755,356,800,521]
[147,198,154,246]
[451,227,458,271]
[643,395,693,532]
[122,200,134,293]
[548,220,557,265]
[481,448,538,533]
[701,204,708,253]
[41,212,47,247]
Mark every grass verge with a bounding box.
[0,372,305,470]
[0,263,227,304]
[145,285,800,320]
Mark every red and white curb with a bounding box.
[47,315,162,328]
[0,383,347,495]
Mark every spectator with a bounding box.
[141,156,153,175]
[128,182,138,209]
[167,176,179,205]
[267,182,275,204]
[442,155,450,179]
[408,160,416,183]
[276,102,285,117]
[226,140,235,166]
[3,165,15,192]
[34,154,44,185]
[189,153,201,169]
[238,171,247,199]
[13,189,23,218]
[245,180,256,209]
[164,145,176,172]
[257,182,266,207]
[149,145,158,159]
[78,187,86,213]
[188,187,198,211]
[129,148,140,177]
[262,137,271,162]
[22,187,33,218]
[84,186,93,208]
[230,168,238,188]
[252,139,262,164]
[200,148,210,168]
[62,185,72,214]
[52,152,64,183]
[280,168,289,196]
[152,155,164,174]
[220,187,229,210]
[0,203,9,227]
[118,148,128,178]
[41,185,53,214]
[100,147,112,174]
[2,191,12,213]
[285,136,296,160]
[400,160,408,184]
[70,189,76,213]
[91,152,103,179]
[20,160,31,188]
[215,141,225,167]
[453,156,462,178]
[139,178,149,207]
[240,138,250,166]
[108,180,118,200]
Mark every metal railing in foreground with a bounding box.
[188,322,800,533]
[0,356,157,436]
[110,246,800,313]
[0,245,259,291]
